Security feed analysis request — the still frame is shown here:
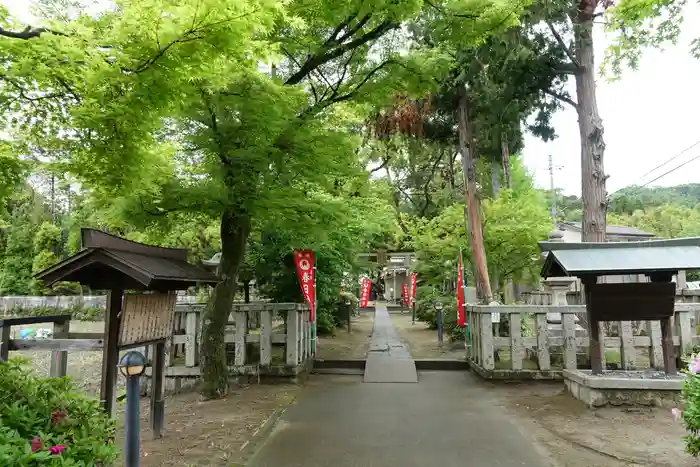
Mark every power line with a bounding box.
[638,150,700,188]
[607,137,700,203]
[637,138,700,182]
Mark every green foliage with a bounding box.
[411,171,551,294]
[0,359,119,466]
[7,305,104,322]
[604,0,691,76]
[608,204,700,239]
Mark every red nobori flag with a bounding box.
[293,250,316,321]
[402,282,409,306]
[359,277,371,308]
[409,273,417,304]
[457,250,466,327]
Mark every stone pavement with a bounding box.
[247,305,553,467]
[363,303,418,383]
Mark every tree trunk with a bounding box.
[199,207,251,399]
[491,160,501,198]
[457,85,493,303]
[500,131,511,189]
[572,10,607,243]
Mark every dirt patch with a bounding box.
[390,313,465,360]
[481,380,694,467]
[316,312,374,360]
[118,383,301,467]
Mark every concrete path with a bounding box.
[363,303,418,383]
[247,371,552,467]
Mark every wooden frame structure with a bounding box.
[34,229,218,437]
[540,237,700,375]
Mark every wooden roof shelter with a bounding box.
[35,229,218,437]
[539,237,700,375]
[37,229,218,291]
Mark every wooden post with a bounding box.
[650,273,677,374]
[50,318,69,377]
[677,309,693,357]
[0,323,10,361]
[535,313,551,371]
[150,341,166,439]
[647,320,664,370]
[619,320,635,370]
[660,317,676,374]
[234,311,247,367]
[184,310,198,367]
[562,312,577,370]
[479,313,494,370]
[583,277,603,375]
[509,312,523,370]
[260,309,272,366]
[100,289,123,417]
[286,310,299,366]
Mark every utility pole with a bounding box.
[548,154,556,222]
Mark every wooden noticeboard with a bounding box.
[119,293,177,347]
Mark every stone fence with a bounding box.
[466,303,700,379]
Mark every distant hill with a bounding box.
[609,184,700,215]
[542,183,700,221]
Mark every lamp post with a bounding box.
[119,350,147,467]
[345,297,352,333]
[434,301,444,346]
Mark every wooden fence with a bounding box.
[151,302,313,379]
[1,302,312,389]
[466,303,700,379]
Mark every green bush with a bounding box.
[8,305,105,322]
[0,359,119,466]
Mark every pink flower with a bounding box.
[31,437,42,453]
[672,408,683,420]
[48,445,66,455]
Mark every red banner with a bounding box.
[409,273,417,304]
[294,250,316,321]
[457,251,466,327]
[359,277,371,308]
[402,282,409,306]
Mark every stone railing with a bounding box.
[142,302,313,390]
[466,303,700,379]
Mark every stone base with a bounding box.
[563,369,684,408]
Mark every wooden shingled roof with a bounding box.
[35,229,219,291]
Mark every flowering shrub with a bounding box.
[0,358,119,466]
[674,353,700,456]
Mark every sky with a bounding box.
[522,7,700,196]
[4,1,700,196]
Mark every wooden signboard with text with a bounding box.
[119,293,177,348]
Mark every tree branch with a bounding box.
[543,89,578,109]
[546,21,580,68]
[319,59,397,107]
[285,20,399,85]
[0,26,66,40]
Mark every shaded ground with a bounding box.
[120,383,302,467]
[390,313,465,360]
[483,379,693,467]
[315,311,374,360]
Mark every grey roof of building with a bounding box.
[558,221,655,237]
[539,237,700,278]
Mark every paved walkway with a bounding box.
[363,303,418,383]
[247,372,551,467]
[248,305,553,466]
